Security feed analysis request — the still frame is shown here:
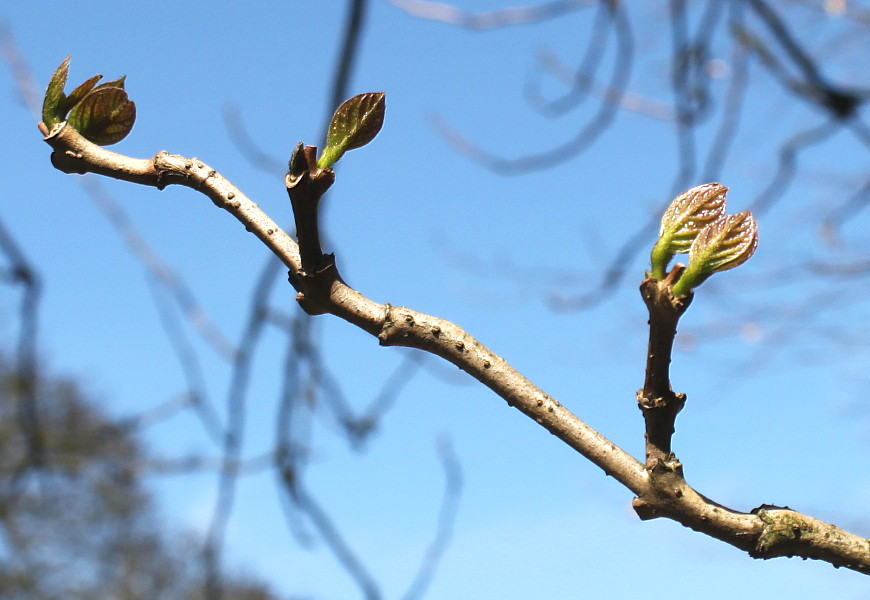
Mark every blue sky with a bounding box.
[2,2,869,599]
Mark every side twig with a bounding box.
[40,123,870,575]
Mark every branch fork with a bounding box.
[284,143,341,316]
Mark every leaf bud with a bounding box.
[671,210,758,297]
[650,183,729,279]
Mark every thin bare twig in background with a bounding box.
[384,0,595,30]
[222,103,287,176]
[749,119,841,214]
[822,176,870,236]
[0,24,39,112]
[203,258,280,600]
[530,47,675,121]
[0,215,43,472]
[432,0,633,174]
[748,0,863,119]
[284,475,382,600]
[701,2,750,181]
[356,350,424,441]
[142,451,275,477]
[400,438,463,600]
[80,177,238,361]
[144,275,224,444]
[738,0,869,215]
[546,215,656,311]
[525,1,613,116]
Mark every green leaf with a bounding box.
[62,74,103,114]
[318,92,386,168]
[671,211,759,297]
[67,87,136,146]
[42,55,71,127]
[92,75,127,92]
[650,183,728,279]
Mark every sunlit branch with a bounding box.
[40,120,870,574]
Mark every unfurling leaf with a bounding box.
[63,74,102,114]
[317,91,386,169]
[671,211,759,297]
[650,183,728,279]
[42,55,71,127]
[93,75,127,92]
[41,56,135,145]
[68,87,136,146]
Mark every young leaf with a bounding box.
[317,91,386,169]
[62,74,103,114]
[650,183,728,279]
[671,211,759,297]
[93,75,127,92]
[42,55,71,127]
[67,87,136,146]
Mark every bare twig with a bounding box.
[530,47,675,121]
[283,473,382,600]
[701,2,751,181]
[525,2,613,116]
[39,123,870,573]
[203,256,282,600]
[145,275,224,444]
[385,0,596,30]
[0,215,43,471]
[222,103,287,176]
[432,0,634,174]
[400,438,463,600]
[749,119,840,215]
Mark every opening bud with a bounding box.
[670,210,759,298]
[650,183,729,279]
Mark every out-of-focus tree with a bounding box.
[0,354,284,600]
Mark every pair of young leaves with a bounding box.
[41,56,386,168]
[651,183,758,298]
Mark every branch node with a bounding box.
[285,144,335,274]
[378,303,395,345]
[288,255,339,316]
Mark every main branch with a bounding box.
[41,122,870,575]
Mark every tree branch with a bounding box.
[41,122,870,575]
